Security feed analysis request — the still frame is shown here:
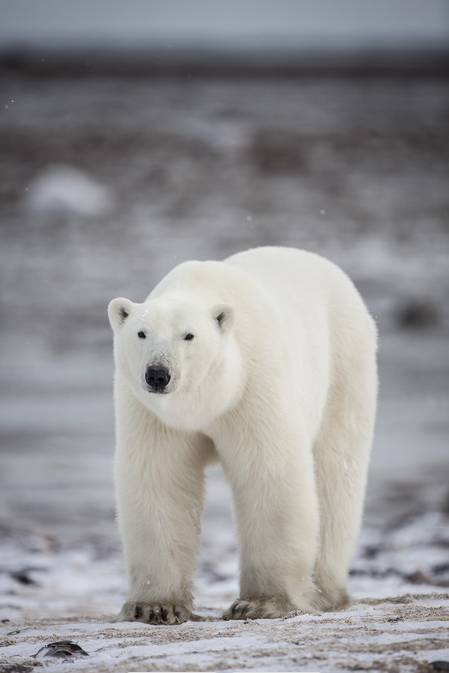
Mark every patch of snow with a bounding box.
[25,165,113,218]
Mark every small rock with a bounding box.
[404,569,432,584]
[430,663,449,672]
[396,299,440,330]
[0,664,35,673]
[432,563,449,575]
[10,570,38,586]
[34,641,88,660]
[249,129,306,175]
[363,544,380,559]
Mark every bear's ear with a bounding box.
[212,304,234,334]
[108,297,134,331]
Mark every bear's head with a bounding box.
[108,294,243,429]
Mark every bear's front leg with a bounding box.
[217,419,320,620]
[114,387,206,624]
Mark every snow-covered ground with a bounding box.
[1,505,449,672]
[0,69,448,671]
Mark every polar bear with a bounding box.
[108,246,377,624]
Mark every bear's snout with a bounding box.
[145,365,171,393]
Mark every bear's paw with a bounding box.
[117,601,191,625]
[223,596,296,620]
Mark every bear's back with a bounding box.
[226,246,377,369]
[226,246,374,329]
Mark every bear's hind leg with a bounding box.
[313,340,377,611]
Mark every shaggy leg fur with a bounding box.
[216,412,320,620]
[114,379,209,623]
[313,326,377,610]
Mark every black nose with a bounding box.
[145,365,171,392]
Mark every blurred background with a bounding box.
[0,0,448,620]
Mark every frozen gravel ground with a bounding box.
[1,506,449,672]
[0,70,448,671]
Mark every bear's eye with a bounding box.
[183,333,195,341]
[137,330,146,339]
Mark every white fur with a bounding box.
[108,246,378,622]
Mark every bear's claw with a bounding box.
[118,601,190,625]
